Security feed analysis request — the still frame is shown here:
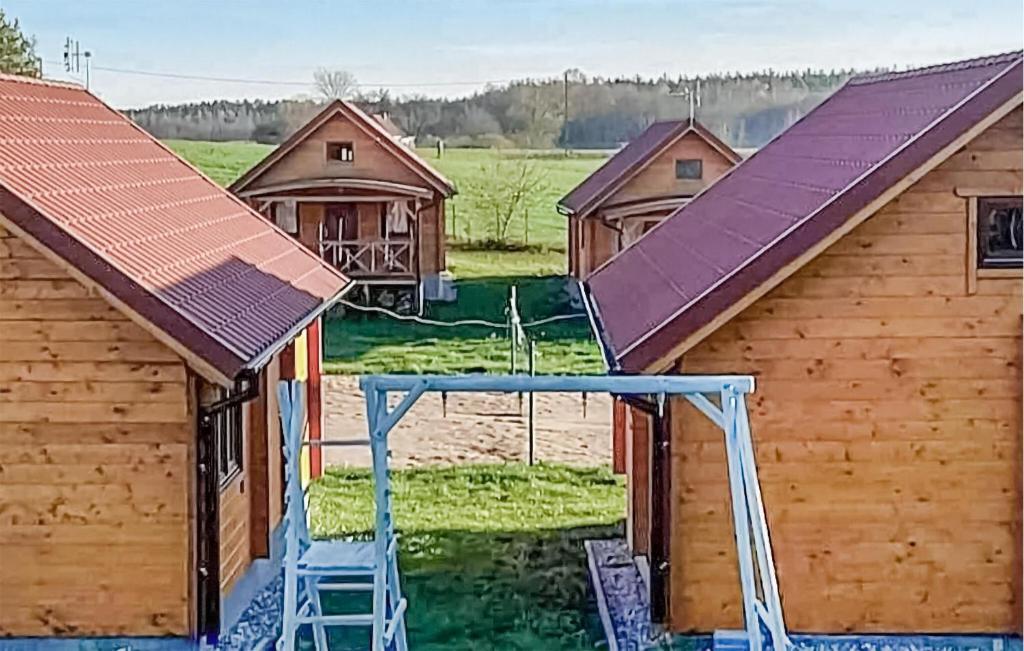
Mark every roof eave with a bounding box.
[579,280,621,374]
[242,279,355,374]
[0,189,246,385]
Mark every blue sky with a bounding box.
[4,0,1022,108]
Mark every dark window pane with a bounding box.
[978,197,1023,269]
[216,382,245,488]
[327,141,355,163]
[675,159,702,180]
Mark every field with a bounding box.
[166,140,609,374]
[310,463,624,650]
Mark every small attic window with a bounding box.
[977,196,1023,269]
[327,141,355,163]
[675,159,703,180]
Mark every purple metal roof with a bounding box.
[587,52,1023,373]
[0,74,351,382]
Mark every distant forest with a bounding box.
[126,69,858,149]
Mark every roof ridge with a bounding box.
[849,50,1023,86]
[0,73,83,90]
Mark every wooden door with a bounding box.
[325,205,357,240]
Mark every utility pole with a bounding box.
[563,69,570,156]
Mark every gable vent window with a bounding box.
[675,159,703,180]
[327,141,355,163]
[978,196,1023,269]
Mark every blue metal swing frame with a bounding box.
[279,373,792,651]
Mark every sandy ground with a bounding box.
[323,375,612,468]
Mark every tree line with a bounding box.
[126,68,857,149]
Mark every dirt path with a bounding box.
[323,375,612,468]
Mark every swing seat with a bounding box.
[298,540,377,575]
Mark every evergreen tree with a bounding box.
[0,10,40,78]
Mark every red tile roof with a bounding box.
[558,119,741,218]
[586,51,1023,373]
[230,99,456,197]
[0,74,351,383]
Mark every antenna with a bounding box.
[669,79,702,124]
[62,36,93,90]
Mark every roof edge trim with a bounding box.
[0,198,243,384]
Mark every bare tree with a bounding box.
[470,156,548,244]
[313,68,356,101]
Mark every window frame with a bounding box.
[326,141,355,164]
[674,158,703,180]
[216,383,245,489]
[963,191,1022,295]
[976,195,1022,270]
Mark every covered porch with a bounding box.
[239,178,434,287]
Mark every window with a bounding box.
[216,383,244,487]
[274,200,298,234]
[977,196,1023,269]
[675,159,703,180]
[327,141,355,163]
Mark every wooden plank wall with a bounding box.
[605,131,735,206]
[249,116,426,191]
[668,108,1023,634]
[573,131,737,278]
[219,473,250,594]
[0,224,192,636]
[627,406,651,556]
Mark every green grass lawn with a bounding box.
[434,149,606,255]
[166,140,608,374]
[166,139,273,186]
[323,276,604,375]
[309,463,625,651]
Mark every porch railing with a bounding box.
[319,239,415,276]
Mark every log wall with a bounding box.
[0,223,192,636]
[667,108,1023,633]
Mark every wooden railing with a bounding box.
[319,239,415,276]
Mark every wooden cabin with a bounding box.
[559,120,740,479]
[0,74,350,645]
[230,100,456,311]
[585,53,1023,636]
[558,119,741,280]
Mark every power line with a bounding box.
[45,61,516,89]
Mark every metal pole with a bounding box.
[509,285,518,376]
[563,70,569,155]
[527,338,536,465]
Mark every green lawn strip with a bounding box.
[323,276,605,375]
[309,463,625,651]
[447,246,567,278]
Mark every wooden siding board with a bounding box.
[667,109,1023,634]
[0,231,192,637]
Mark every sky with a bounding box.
[4,0,1022,108]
